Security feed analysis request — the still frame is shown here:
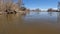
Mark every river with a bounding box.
[0,11,60,34]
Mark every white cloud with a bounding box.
[53,8,58,10]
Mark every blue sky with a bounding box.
[15,0,60,10]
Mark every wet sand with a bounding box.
[0,12,60,34]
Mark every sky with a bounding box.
[15,0,60,10]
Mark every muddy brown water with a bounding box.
[0,12,60,34]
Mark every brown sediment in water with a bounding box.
[0,12,60,34]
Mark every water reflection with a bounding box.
[48,12,53,16]
[24,12,57,24]
[0,12,60,34]
[57,12,60,23]
[5,14,23,23]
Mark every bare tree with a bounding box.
[18,0,22,7]
[0,0,24,12]
[0,0,5,11]
[58,1,60,11]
